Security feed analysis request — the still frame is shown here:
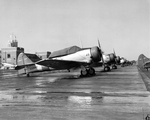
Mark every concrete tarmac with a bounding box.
[0,66,150,120]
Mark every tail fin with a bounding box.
[17,53,33,66]
[16,53,41,75]
[16,53,34,75]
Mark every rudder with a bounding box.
[17,53,33,66]
[16,53,34,75]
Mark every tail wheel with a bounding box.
[88,68,95,76]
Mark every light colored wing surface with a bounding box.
[36,59,88,70]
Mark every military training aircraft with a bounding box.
[97,40,120,71]
[15,46,102,77]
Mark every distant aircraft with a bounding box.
[138,54,150,71]
[97,40,120,71]
[1,63,16,69]
[120,57,134,67]
[15,46,102,77]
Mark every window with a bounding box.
[7,54,11,58]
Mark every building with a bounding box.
[1,47,24,65]
[0,34,51,68]
[1,35,24,66]
[8,34,18,47]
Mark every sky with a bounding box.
[0,0,149,60]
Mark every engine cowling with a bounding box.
[103,54,110,63]
[109,53,116,63]
[115,56,121,64]
[120,58,125,64]
[90,46,102,62]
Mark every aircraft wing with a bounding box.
[36,59,89,70]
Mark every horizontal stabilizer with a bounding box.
[15,63,35,70]
[36,59,88,70]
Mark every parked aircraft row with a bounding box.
[1,40,130,77]
[97,40,120,71]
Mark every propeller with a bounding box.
[113,48,117,62]
[98,39,105,65]
[113,48,121,64]
[113,48,116,57]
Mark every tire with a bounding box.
[81,69,88,76]
[88,68,95,76]
[112,65,117,69]
[104,66,110,71]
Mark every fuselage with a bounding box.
[52,49,92,63]
[51,46,102,63]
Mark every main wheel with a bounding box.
[88,68,95,76]
[104,66,110,71]
[81,69,88,77]
[112,65,117,69]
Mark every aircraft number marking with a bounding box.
[86,53,90,56]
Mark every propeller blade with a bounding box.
[113,48,116,56]
[98,39,101,48]
[97,39,105,66]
